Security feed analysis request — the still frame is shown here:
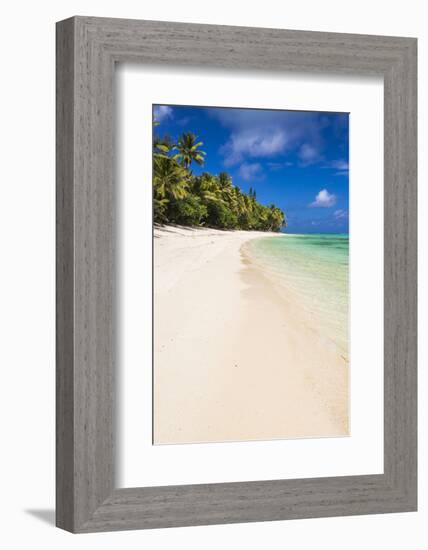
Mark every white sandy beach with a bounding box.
[153,225,349,444]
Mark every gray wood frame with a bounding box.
[56,16,417,533]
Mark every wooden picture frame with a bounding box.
[56,16,417,533]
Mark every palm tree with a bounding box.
[153,155,189,202]
[151,125,286,230]
[217,172,236,209]
[194,173,226,206]
[218,172,232,189]
[153,133,175,157]
[174,132,206,169]
[267,204,286,231]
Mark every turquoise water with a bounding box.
[250,234,349,355]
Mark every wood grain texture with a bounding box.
[56,16,417,533]
[56,18,75,532]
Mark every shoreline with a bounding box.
[153,225,349,445]
[243,236,349,359]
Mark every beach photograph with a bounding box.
[153,104,349,445]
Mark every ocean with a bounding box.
[249,233,349,356]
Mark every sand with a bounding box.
[153,225,349,445]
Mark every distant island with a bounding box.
[153,125,286,232]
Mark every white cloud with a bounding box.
[238,162,264,181]
[329,159,349,176]
[153,105,173,123]
[267,161,293,171]
[310,189,337,208]
[299,143,321,165]
[210,108,326,167]
[221,129,287,166]
[267,162,283,171]
[330,159,349,171]
[334,209,348,219]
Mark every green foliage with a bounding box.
[174,132,206,170]
[153,155,189,201]
[206,201,238,229]
[152,129,286,232]
[168,195,208,226]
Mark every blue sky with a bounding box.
[153,104,349,233]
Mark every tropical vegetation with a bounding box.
[153,126,286,232]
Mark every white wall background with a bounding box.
[0,1,424,548]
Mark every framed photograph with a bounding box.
[151,104,350,446]
[56,16,417,533]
